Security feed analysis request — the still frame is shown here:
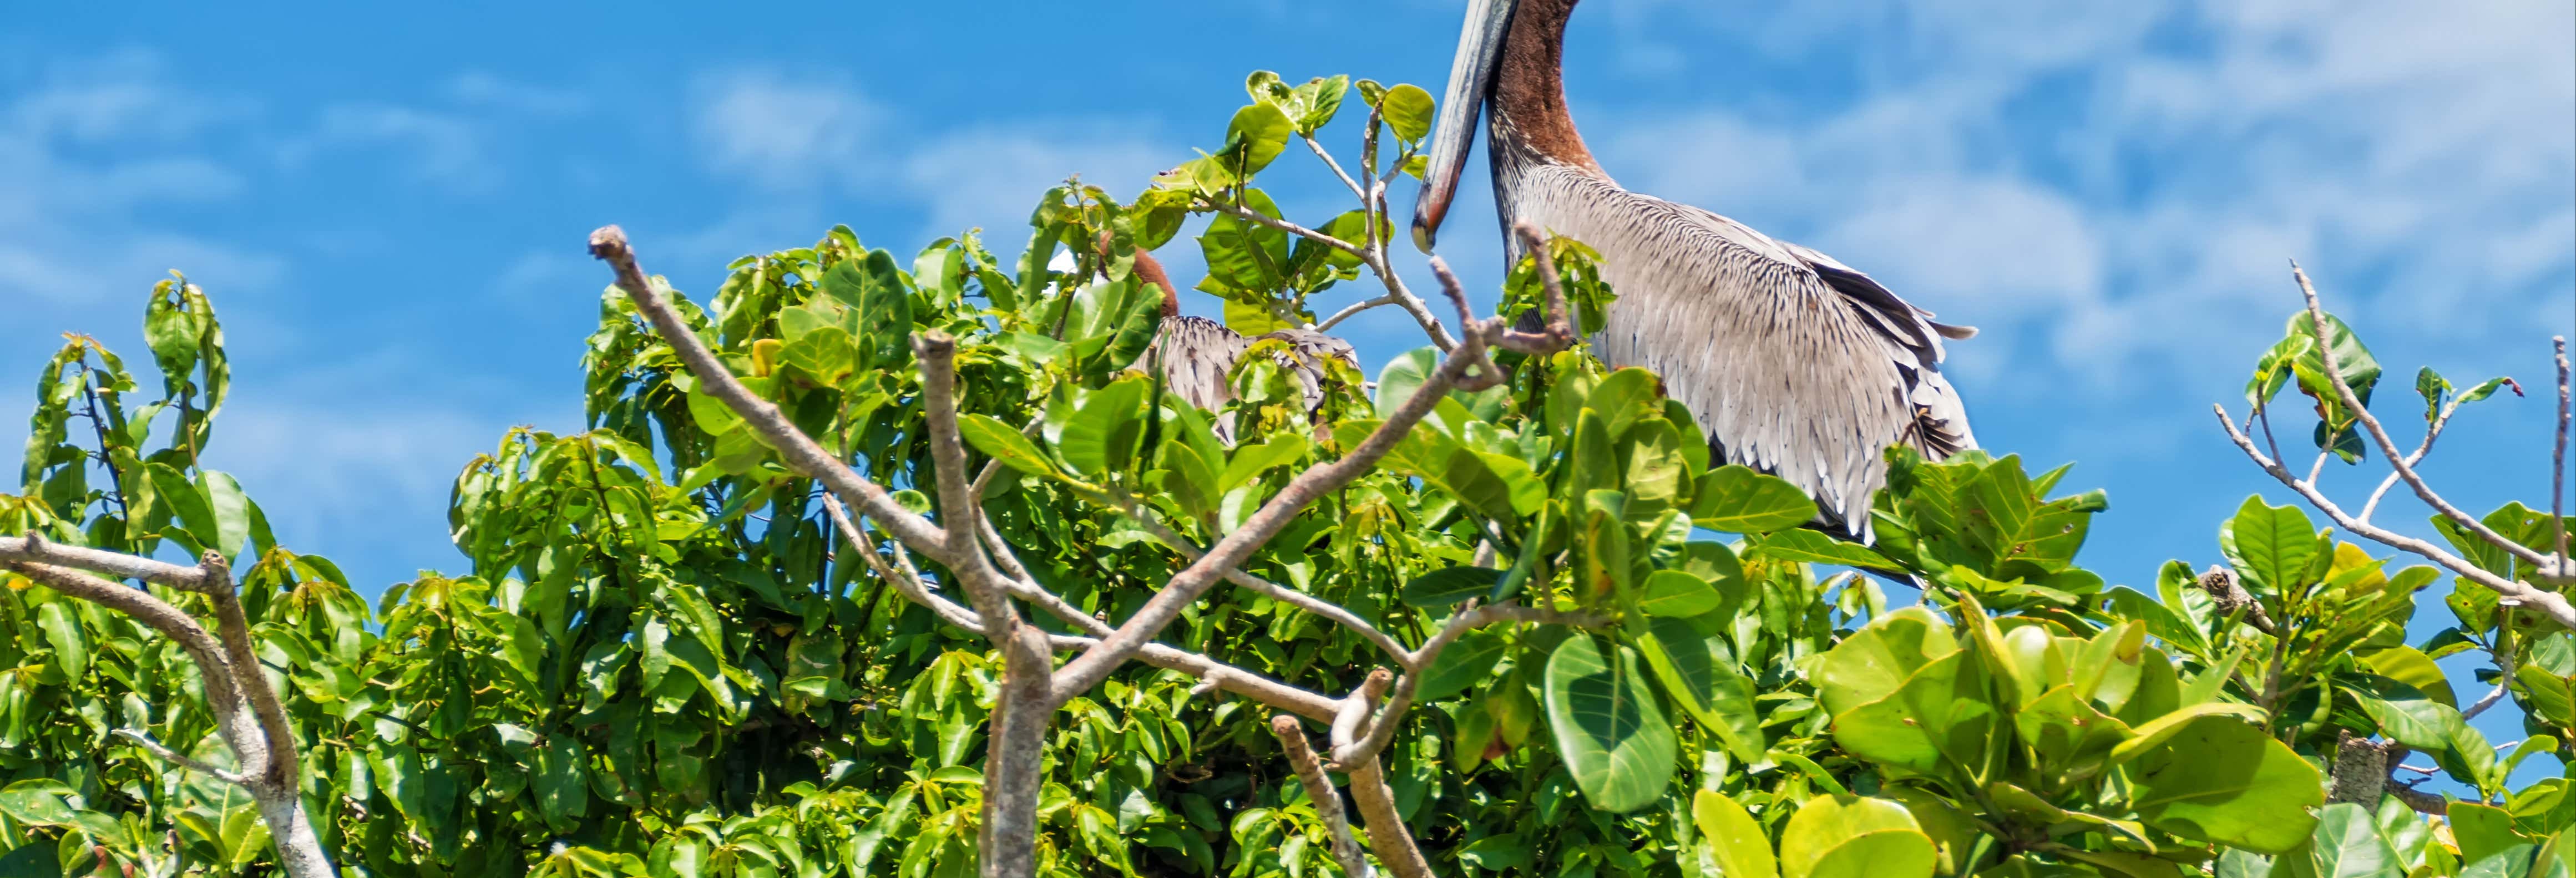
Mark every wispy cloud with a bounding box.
[1578,0,2573,395]
[900,124,1173,240]
[690,69,884,190]
[0,49,280,308]
[278,103,493,189]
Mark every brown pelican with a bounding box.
[1079,244,1356,440]
[1411,0,1979,536]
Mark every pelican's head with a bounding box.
[1411,0,1519,253]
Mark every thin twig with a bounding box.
[2359,390,2474,524]
[589,226,950,555]
[2464,683,2510,720]
[114,729,247,785]
[2212,405,2576,629]
[2551,337,2569,577]
[2292,262,2552,571]
[1045,293,1567,703]
[1303,135,1368,203]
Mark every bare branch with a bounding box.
[831,496,1340,722]
[914,332,1019,637]
[0,535,217,592]
[1272,716,1374,878]
[2552,336,2569,576]
[2197,567,2276,635]
[823,496,986,632]
[1335,600,1611,767]
[2292,263,2552,571]
[1316,295,1399,332]
[1346,759,1433,878]
[1046,313,1540,702]
[1495,222,1578,356]
[2463,683,2510,720]
[2212,404,2576,628]
[1107,492,1410,661]
[588,226,950,555]
[1303,135,1368,204]
[114,728,247,785]
[2359,389,2475,524]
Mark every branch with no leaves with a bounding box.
[1272,715,1374,878]
[1192,195,1460,352]
[2292,264,2557,576]
[2211,263,2576,630]
[0,537,335,878]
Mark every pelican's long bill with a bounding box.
[1411,0,1519,253]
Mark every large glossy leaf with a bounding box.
[1690,465,1815,533]
[2123,714,2323,853]
[2221,495,2323,595]
[1695,791,1777,878]
[1637,616,1765,764]
[1378,83,1436,143]
[1637,569,1724,617]
[959,414,1059,479]
[1403,566,1503,608]
[2305,803,2404,878]
[1059,378,1151,476]
[1831,651,1999,779]
[1416,628,1508,702]
[1780,795,1934,878]
[1817,606,1957,717]
[1543,636,1676,813]
[1754,529,1899,572]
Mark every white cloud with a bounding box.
[1577,0,2573,397]
[280,104,492,189]
[899,125,1173,240]
[0,50,280,307]
[690,69,883,189]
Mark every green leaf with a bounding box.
[1060,378,1151,476]
[1636,570,1723,617]
[1637,616,1766,764]
[1689,466,1815,533]
[2448,802,2521,866]
[1694,791,1778,878]
[1779,795,1934,878]
[1543,635,1677,813]
[198,469,251,560]
[1830,651,1998,779]
[1818,607,1958,718]
[959,414,1060,479]
[1754,529,1899,572]
[1374,347,1439,422]
[2306,802,2405,878]
[1379,84,1436,143]
[1403,566,1503,608]
[2123,714,2324,854]
[1417,628,1508,702]
[2220,494,2322,595]
[36,602,88,678]
[1223,102,1295,174]
[2362,646,2456,708]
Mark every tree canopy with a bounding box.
[2,69,2572,878]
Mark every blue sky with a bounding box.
[6,2,2572,781]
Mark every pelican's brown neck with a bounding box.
[1132,247,1180,318]
[1492,0,1602,175]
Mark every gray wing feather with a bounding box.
[1502,164,1978,537]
